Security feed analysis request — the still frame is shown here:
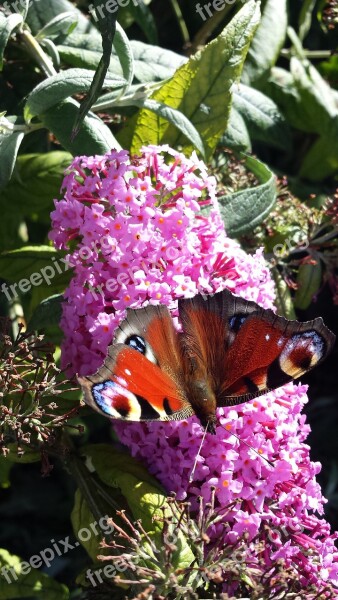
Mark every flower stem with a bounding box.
[18,27,57,78]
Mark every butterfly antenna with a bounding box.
[188,424,209,483]
[219,424,274,468]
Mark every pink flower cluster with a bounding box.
[50,145,338,595]
[117,386,338,593]
[50,144,273,375]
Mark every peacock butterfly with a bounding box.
[78,289,335,434]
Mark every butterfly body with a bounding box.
[78,289,335,432]
[184,378,217,433]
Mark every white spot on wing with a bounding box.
[114,322,136,345]
[144,344,157,364]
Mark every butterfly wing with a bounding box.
[78,304,194,422]
[179,289,335,406]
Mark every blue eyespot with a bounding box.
[229,315,247,333]
[125,334,146,355]
[92,381,117,413]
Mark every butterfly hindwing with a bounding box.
[78,304,193,422]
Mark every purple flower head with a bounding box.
[50,145,338,595]
[50,145,256,375]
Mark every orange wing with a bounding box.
[78,304,193,422]
[178,289,335,406]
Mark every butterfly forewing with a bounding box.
[219,313,334,402]
[179,289,335,407]
[178,289,259,394]
[78,304,193,422]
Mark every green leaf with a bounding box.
[71,487,194,576]
[92,81,152,112]
[1,151,72,216]
[41,98,121,155]
[128,0,260,159]
[262,66,315,133]
[299,128,338,181]
[16,0,29,20]
[298,0,317,42]
[0,125,25,190]
[0,246,58,280]
[121,40,186,83]
[41,38,61,70]
[319,55,338,83]
[112,22,134,97]
[294,261,322,310]
[134,98,205,156]
[220,106,251,152]
[35,11,78,41]
[119,2,158,44]
[5,444,41,463]
[26,0,93,36]
[290,56,337,131]
[0,246,71,292]
[272,269,296,319]
[71,489,110,562]
[84,445,165,531]
[218,155,276,237]
[169,528,195,571]
[58,39,186,83]
[233,83,291,151]
[81,445,195,570]
[0,548,69,599]
[72,0,117,137]
[27,294,64,331]
[143,525,194,574]
[0,212,26,253]
[24,69,125,122]
[263,63,338,141]
[57,45,110,71]
[264,224,306,257]
[242,0,287,84]
[70,444,165,561]
[274,56,338,180]
[0,12,23,70]
[85,445,164,493]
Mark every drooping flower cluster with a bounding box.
[116,385,338,595]
[326,190,338,222]
[50,145,338,597]
[50,144,273,375]
[0,319,78,466]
